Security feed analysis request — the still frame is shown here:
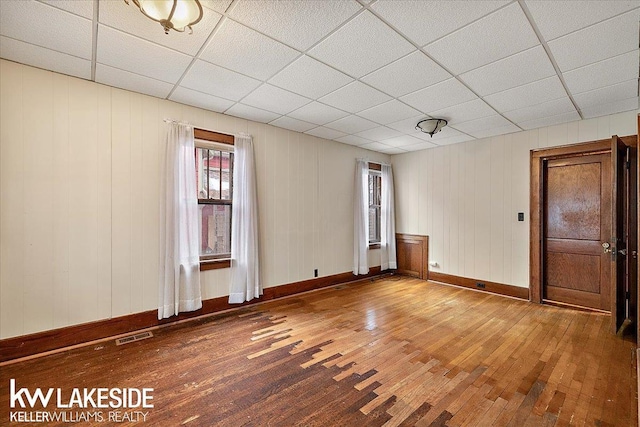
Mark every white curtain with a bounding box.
[381,164,397,270]
[229,133,261,303]
[353,159,369,275]
[158,122,202,319]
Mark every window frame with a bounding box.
[368,162,382,249]
[194,128,235,271]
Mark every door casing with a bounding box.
[530,136,637,333]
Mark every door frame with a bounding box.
[530,137,637,318]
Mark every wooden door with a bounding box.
[543,152,611,310]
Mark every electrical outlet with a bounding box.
[476,282,486,289]
[314,269,318,278]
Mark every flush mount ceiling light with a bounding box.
[416,118,448,138]
[124,0,203,34]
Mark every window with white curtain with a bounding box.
[194,129,235,265]
[368,163,382,246]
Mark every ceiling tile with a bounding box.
[431,134,475,146]
[357,100,422,125]
[387,115,426,134]
[524,0,639,41]
[319,81,391,113]
[39,0,93,18]
[453,115,519,138]
[180,60,261,101]
[225,103,280,123]
[424,3,539,74]
[325,115,378,134]
[428,99,496,126]
[304,126,347,140]
[484,76,567,113]
[460,46,555,96]
[229,0,361,51]
[269,116,317,133]
[169,86,235,113]
[287,102,349,125]
[200,19,300,80]
[99,0,222,56]
[563,50,639,95]
[379,147,408,155]
[360,141,396,152]
[97,25,192,84]
[382,135,424,148]
[548,10,639,72]
[400,78,477,114]
[200,0,233,14]
[241,84,311,115]
[308,10,415,78]
[0,36,91,80]
[268,55,353,99]
[371,0,509,47]
[355,127,402,141]
[1,0,92,59]
[574,80,639,110]
[504,97,576,123]
[361,51,451,97]
[96,64,173,99]
[335,135,372,146]
[581,97,639,120]
[519,111,581,130]
[402,141,438,151]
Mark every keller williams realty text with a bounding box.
[8,379,153,424]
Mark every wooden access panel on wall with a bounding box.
[395,234,428,279]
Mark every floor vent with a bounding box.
[115,331,153,346]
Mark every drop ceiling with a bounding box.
[1,0,638,154]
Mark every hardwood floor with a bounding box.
[1,276,637,426]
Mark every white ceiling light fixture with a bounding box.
[124,0,203,34]
[416,118,448,137]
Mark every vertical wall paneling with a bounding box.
[52,72,71,329]
[111,89,132,317]
[22,66,54,334]
[140,95,158,311]
[473,141,491,280]
[393,109,640,289]
[68,79,100,324]
[489,136,505,284]
[1,61,25,337]
[463,142,476,277]
[97,85,112,319]
[502,134,513,285]
[129,93,144,314]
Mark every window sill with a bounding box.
[369,243,381,250]
[200,259,231,271]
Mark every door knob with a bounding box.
[602,242,612,253]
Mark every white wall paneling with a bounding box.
[393,109,639,288]
[0,60,388,339]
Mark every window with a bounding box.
[368,163,382,246]
[194,129,234,269]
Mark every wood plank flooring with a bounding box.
[1,276,637,426]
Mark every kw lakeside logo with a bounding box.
[8,379,153,423]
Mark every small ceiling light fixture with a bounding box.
[416,118,448,138]
[124,0,203,34]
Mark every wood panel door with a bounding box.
[543,152,612,310]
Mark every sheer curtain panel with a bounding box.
[381,164,397,270]
[158,122,202,320]
[229,133,261,303]
[353,159,369,275]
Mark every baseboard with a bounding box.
[428,271,529,300]
[0,267,383,363]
